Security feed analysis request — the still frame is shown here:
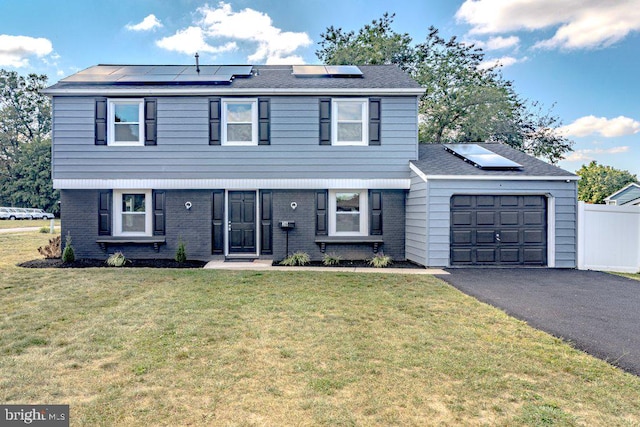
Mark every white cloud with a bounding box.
[565,146,630,162]
[477,55,525,70]
[157,2,312,63]
[0,34,53,67]
[559,115,640,138]
[156,26,237,55]
[126,14,163,32]
[471,36,520,51]
[456,0,640,50]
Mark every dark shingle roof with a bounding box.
[412,143,577,178]
[44,64,423,92]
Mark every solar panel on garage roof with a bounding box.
[444,144,523,170]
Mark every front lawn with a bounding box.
[1,233,639,425]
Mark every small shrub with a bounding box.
[323,252,342,266]
[106,251,127,267]
[62,232,75,263]
[280,251,310,266]
[175,241,187,263]
[39,226,49,233]
[38,235,61,259]
[368,253,393,268]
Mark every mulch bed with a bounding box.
[273,260,425,269]
[18,258,207,269]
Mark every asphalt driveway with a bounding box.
[436,268,640,376]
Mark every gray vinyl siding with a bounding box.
[405,170,427,265]
[52,96,418,181]
[423,179,577,268]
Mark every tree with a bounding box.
[317,15,574,164]
[0,69,52,207]
[4,138,59,212]
[576,161,637,204]
[317,13,414,71]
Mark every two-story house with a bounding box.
[44,64,579,268]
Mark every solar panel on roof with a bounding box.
[444,144,523,170]
[217,65,253,76]
[325,65,363,76]
[292,65,362,77]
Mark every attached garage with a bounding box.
[450,194,547,266]
[406,143,578,268]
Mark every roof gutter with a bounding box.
[42,87,426,96]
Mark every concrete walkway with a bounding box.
[204,259,447,274]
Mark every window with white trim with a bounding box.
[222,99,258,145]
[108,99,144,146]
[113,190,152,236]
[332,99,368,146]
[329,190,368,236]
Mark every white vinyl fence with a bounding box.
[577,201,640,273]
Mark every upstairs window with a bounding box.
[332,99,368,146]
[222,99,258,145]
[108,99,144,146]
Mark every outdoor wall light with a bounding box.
[290,201,298,210]
[185,201,192,210]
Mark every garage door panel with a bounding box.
[476,230,495,244]
[452,230,472,244]
[524,230,544,244]
[500,211,519,225]
[476,248,496,263]
[524,211,544,225]
[499,248,520,263]
[499,230,519,244]
[524,248,545,264]
[477,211,496,226]
[477,196,496,207]
[452,212,472,226]
[451,249,472,263]
[450,195,547,266]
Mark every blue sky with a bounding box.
[1,0,639,176]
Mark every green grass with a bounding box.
[615,272,640,282]
[1,233,640,425]
[0,218,60,230]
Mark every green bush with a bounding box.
[368,253,392,268]
[175,241,187,263]
[62,232,75,263]
[39,226,49,233]
[322,253,342,266]
[106,251,127,267]
[280,251,310,266]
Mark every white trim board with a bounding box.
[54,178,411,190]
[44,88,426,96]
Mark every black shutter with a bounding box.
[209,98,221,145]
[144,98,157,146]
[258,98,270,145]
[260,190,273,254]
[369,98,381,146]
[212,190,224,254]
[319,98,331,145]
[98,190,112,235]
[153,190,165,235]
[316,190,328,235]
[95,98,107,145]
[369,190,383,235]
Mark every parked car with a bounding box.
[0,207,11,220]
[3,207,29,220]
[27,208,55,219]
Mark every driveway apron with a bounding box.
[436,268,640,376]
